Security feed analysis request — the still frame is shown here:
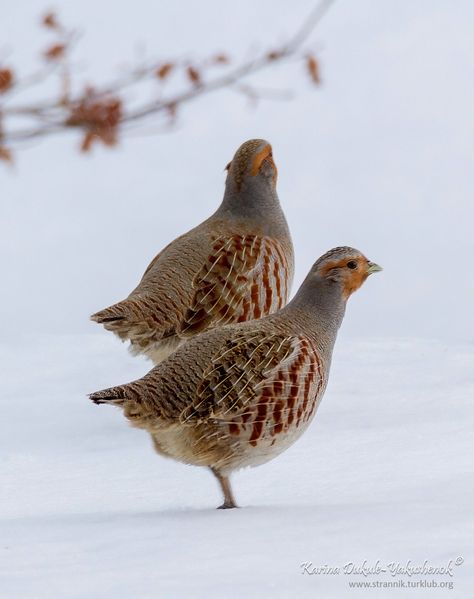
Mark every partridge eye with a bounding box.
[347,260,358,270]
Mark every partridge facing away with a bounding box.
[90,247,382,509]
[91,139,294,363]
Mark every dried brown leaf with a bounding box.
[44,44,66,61]
[213,53,230,64]
[67,96,122,127]
[0,68,14,93]
[69,94,122,152]
[0,146,13,164]
[306,54,320,85]
[80,126,118,152]
[80,131,95,153]
[98,126,118,147]
[186,65,201,86]
[267,50,283,61]
[156,63,174,80]
[42,12,59,30]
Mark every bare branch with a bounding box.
[0,1,334,158]
[283,0,335,54]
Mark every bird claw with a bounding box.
[217,502,238,510]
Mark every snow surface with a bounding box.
[1,334,472,598]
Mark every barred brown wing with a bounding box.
[180,332,324,446]
[179,235,290,336]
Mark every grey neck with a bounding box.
[284,273,347,354]
[214,177,288,237]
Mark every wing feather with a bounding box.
[180,331,324,444]
[179,235,290,336]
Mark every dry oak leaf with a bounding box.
[0,146,13,164]
[156,63,174,80]
[0,69,14,93]
[306,54,321,85]
[42,12,60,30]
[186,65,201,86]
[44,44,66,61]
[213,53,230,64]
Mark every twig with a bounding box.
[0,0,334,153]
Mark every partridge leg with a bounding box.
[210,468,238,509]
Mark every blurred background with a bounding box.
[1,0,473,344]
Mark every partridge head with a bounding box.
[90,247,381,509]
[91,139,294,363]
[224,139,277,195]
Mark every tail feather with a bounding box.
[89,385,127,406]
[90,298,179,361]
[90,299,148,340]
[93,314,124,323]
[90,300,133,325]
[89,381,167,429]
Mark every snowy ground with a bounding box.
[1,334,472,598]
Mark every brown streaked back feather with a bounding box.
[180,332,324,443]
[180,234,291,336]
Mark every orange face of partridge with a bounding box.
[319,255,372,299]
[227,141,277,190]
[249,144,277,180]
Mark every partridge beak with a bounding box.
[367,261,383,275]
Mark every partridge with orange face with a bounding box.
[91,139,294,363]
[90,247,382,509]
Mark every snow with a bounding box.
[1,334,472,598]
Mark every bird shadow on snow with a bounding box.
[8,503,335,531]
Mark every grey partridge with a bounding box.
[90,247,382,509]
[91,139,294,363]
